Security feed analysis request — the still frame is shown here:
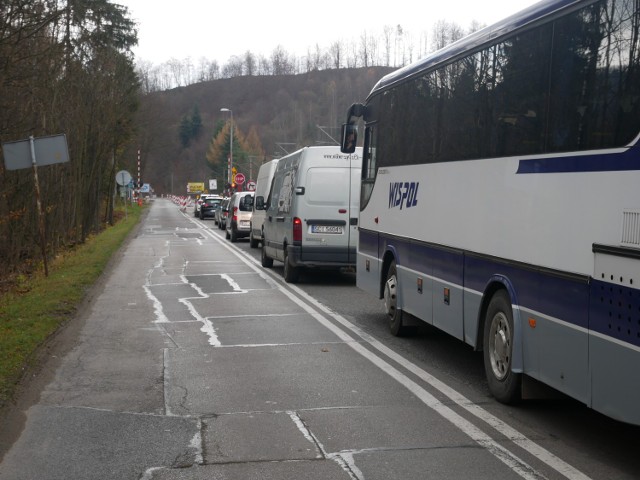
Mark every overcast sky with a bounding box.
[121,0,542,66]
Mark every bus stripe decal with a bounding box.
[516,147,639,174]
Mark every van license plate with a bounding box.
[311,225,343,234]
[240,220,250,227]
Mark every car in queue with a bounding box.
[226,191,254,242]
[200,195,223,220]
[217,197,231,231]
[194,194,214,217]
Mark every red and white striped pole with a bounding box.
[137,149,142,205]
[137,149,141,189]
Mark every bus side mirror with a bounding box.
[341,124,357,154]
[255,196,265,210]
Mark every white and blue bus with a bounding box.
[341,0,640,425]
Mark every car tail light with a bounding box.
[232,206,238,222]
[293,217,302,242]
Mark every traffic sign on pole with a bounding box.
[234,172,246,185]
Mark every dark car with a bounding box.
[218,197,231,230]
[200,196,223,220]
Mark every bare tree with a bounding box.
[222,55,243,78]
[383,25,393,66]
[329,40,343,69]
[167,57,185,86]
[244,50,256,76]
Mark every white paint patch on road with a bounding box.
[144,284,170,324]
[220,273,247,293]
[179,297,221,347]
[190,418,204,464]
[330,452,366,480]
[182,274,207,298]
[287,411,323,459]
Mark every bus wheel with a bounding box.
[261,245,273,268]
[384,261,406,336]
[483,290,521,404]
[283,250,299,283]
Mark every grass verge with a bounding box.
[0,205,144,408]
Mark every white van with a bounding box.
[225,191,254,242]
[258,146,362,282]
[250,159,279,248]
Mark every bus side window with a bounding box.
[363,125,377,181]
[361,124,377,209]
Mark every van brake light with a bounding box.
[293,217,302,242]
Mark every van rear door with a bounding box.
[302,166,354,264]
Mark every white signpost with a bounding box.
[116,170,133,219]
[2,134,70,276]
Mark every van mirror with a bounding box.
[341,123,357,154]
[255,196,265,210]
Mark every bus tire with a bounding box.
[385,261,407,336]
[283,249,299,283]
[261,245,273,268]
[483,290,521,404]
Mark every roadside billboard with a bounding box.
[187,182,205,194]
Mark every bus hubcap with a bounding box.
[489,312,511,380]
[384,275,397,319]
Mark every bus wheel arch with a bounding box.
[480,283,522,404]
[380,250,397,299]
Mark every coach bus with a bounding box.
[341,0,640,425]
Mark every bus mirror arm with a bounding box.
[345,103,365,124]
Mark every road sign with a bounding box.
[246,180,257,191]
[2,134,69,170]
[234,172,246,185]
[116,170,132,186]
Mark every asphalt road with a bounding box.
[1,198,638,480]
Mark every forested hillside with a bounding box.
[131,66,394,195]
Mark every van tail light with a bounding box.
[232,206,238,222]
[293,217,302,242]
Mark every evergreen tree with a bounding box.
[179,115,192,147]
[190,106,202,138]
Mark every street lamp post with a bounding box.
[220,108,233,192]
